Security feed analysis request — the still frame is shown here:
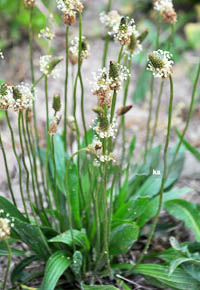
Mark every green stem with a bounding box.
[168,60,200,174]
[32,74,44,89]
[21,113,39,208]
[168,23,175,51]
[110,90,117,124]
[6,111,28,218]
[144,77,154,162]
[3,239,12,290]
[150,80,165,149]
[45,76,49,130]
[102,0,112,68]
[0,134,16,206]
[78,13,88,146]
[137,75,174,265]
[18,112,33,215]
[64,25,69,151]
[156,13,161,49]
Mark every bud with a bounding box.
[52,93,61,113]
[137,29,149,43]
[24,0,35,7]
[117,105,133,116]
[92,106,104,116]
[128,33,137,52]
[67,116,76,131]
[148,53,165,69]
[119,17,128,33]
[48,56,63,74]
[109,61,119,80]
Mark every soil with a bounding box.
[0,0,200,289]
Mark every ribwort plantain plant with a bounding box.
[0,0,200,289]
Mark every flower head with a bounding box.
[153,0,177,23]
[38,27,55,41]
[0,83,14,110]
[100,10,121,30]
[12,83,34,112]
[39,55,63,78]
[147,50,174,79]
[69,36,90,65]
[109,61,130,90]
[49,114,62,136]
[110,17,136,46]
[24,0,35,7]
[124,29,143,57]
[0,218,11,240]
[56,0,83,25]
[93,117,117,139]
[0,49,4,59]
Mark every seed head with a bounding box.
[117,105,133,116]
[69,36,90,65]
[49,114,62,136]
[147,50,174,79]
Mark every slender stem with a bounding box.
[45,77,49,130]
[118,45,124,63]
[110,90,117,124]
[32,74,44,89]
[168,61,200,173]
[156,13,161,49]
[29,7,34,84]
[0,134,16,206]
[144,77,154,162]
[150,80,165,149]
[121,56,132,160]
[21,113,39,208]
[18,112,33,215]
[64,25,69,151]
[168,23,175,51]
[137,75,174,265]
[78,13,88,146]
[102,0,112,68]
[3,239,12,290]
[5,111,28,218]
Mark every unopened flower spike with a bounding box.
[137,29,149,44]
[69,36,90,65]
[93,117,117,139]
[153,0,177,24]
[109,61,130,90]
[147,49,174,79]
[40,55,63,78]
[117,105,133,116]
[52,93,61,113]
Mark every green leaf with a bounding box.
[165,199,200,241]
[81,284,118,290]
[169,257,195,275]
[11,256,38,285]
[71,251,82,276]
[13,219,50,261]
[0,196,27,222]
[110,222,139,255]
[183,263,200,282]
[175,128,200,161]
[137,187,190,228]
[40,250,71,290]
[134,264,200,289]
[49,229,90,251]
[113,197,149,221]
[67,162,81,228]
[116,278,131,290]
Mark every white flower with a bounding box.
[109,63,130,91]
[0,84,14,110]
[100,10,121,30]
[39,55,62,78]
[153,0,173,12]
[91,68,111,93]
[109,17,137,45]
[0,50,4,59]
[147,49,174,79]
[0,218,11,240]
[38,27,55,41]
[56,0,83,13]
[99,153,116,163]
[69,36,90,65]
[124,28,143,57]
[13,83,34,112]
[93,118,117,139]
